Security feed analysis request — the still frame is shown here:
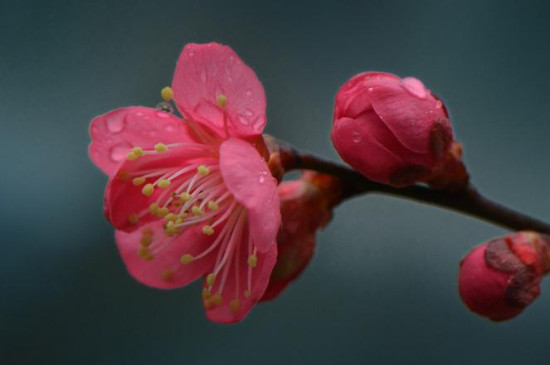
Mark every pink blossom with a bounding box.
[332,72,467,188]
[458,232,550,321]
[88,43,280,323]
[262,173,338,301]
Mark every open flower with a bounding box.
[332,72,468,189]
[458,232,550,321]
[88,43,281,323]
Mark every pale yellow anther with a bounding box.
[142,227,154,236]
[157,207,170,218]
[230,299,241,313]
[164,221,177,236]
[154,143,168,153]
[202,225,214,236]
[212,293,223,306]
[192,206,204,216]
[206,273,216,286]
[116,169,131,182]
[127,152,138,161]
[137,247,154,261]
[132,177,146,186]
[207,201,219,211]
[140,233,153,247]
[202,288,211,301]
[158,179,171,189]
[180,192,191,202]
[247,254,258,268]
[216,94,227,108]
[164,213,177,222]
[142,183,155,197]
[197,165,210,176]
[161,269,173,281]
[244,290,251,299]
[128,213,139,225]
[132,146,144,157]
[175,217,184,225]
[180,254,194,265]
[149,203,159,214]
[161,86,174,102]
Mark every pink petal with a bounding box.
[332,116,405,185]
[105,148,213,231]
[205,241,277,323]
[172,43,267,138]
[89,107,196,177]
[219,138,281,252]
[116,221,216,289]
[367,77,448,154]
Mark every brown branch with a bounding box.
[277,144,550,234]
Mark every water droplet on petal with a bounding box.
[367,87,374,92]
[352,131,362,143]
[156,102,173,115]
[106,114,125,133]
[245,89,252,97]
[110,143,132,162]
[164,124,175,132]
[258,171,268,184]
[402,77,428,99]
[243,108,254,117]
[435,100,443,109]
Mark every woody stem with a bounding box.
[277,143,550,235]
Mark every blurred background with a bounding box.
[1,0,550,363]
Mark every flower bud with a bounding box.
[458,232,550,321]
[261,173,340,301]
[332,72,468,189]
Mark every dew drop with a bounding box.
[106,114,125,133]
[164,124,175,132]
[402,77,427,99]
[352,130,362,143]
[243,108,254,117]
[156,102,173,115]
[245,89,252,97]
[110,143,132,162]
[367,87,374,92]
[435,100,443,109]
[258,171,268,184]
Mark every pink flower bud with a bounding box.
[332,72,468,189]
[262,173,339,301]
[458,232,550,321]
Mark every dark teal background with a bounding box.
[2,0,550,363]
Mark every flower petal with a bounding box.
[116,221,216,289]
[205,241,277,323]
[219,138,280,252]
[332,116,406,185]
[89,107,196,177]
[172,43,267,138]
[366,77,449,154]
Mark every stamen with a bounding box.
[128,213,139,225]
[140,233,153,247]
[202,225,214,236]
[132,177,146,186]
[132,146,144,157]
[202,288,211,300]
[161,86,173,102]
[154,143,168,153]
[212,293,223,306]
[207,200,219,211]
[149,203,159,214]
[158,179,171,189]
[216,94,227,108]
[142,184,155,197]
[207,273,216,286]
[161,269,173,281]
[127,152,138,161]
[192,206,204,216]
[197,165,210,176]
[164,213,177,222]
[180,254,194,265]
[137,247,154,261]
[180,192,191,202]
[244,290,250,299]
[247,254,258,268]
[230,299,240,313]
